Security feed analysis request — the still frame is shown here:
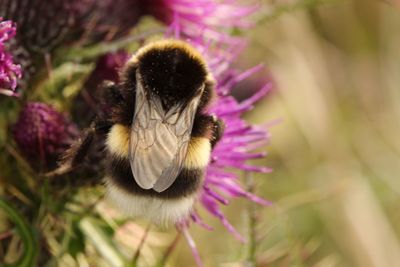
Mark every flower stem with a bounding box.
[245,172,258,266]
[59,28,164,63]
[155,233,181,267]
[130,224,151,266]
[182,226,204,267]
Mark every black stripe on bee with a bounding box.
[106,156,204,199]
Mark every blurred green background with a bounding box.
[184,0,400,266]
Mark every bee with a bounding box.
[49,40,224,225]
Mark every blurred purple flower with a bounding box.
[86,51,129,89]
[13,102,78,170]
[0,17,21,96]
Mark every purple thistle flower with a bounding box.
[164,4,273,265]
[73,0,256,44]
[179,65,272,263]
[0,17,21,96]
[148,0,256,46]
[13,102,78,170]
[0,0,76,53]
[190,43,273,240]
[73,0,143,42]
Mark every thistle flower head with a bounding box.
[147,0,256,45]
[0,1,76,53]
[73,0,143,42]
[0,17,21,96]
[165,5,273,263]
[13,102,78,170]
[190,42,272,241]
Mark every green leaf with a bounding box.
[68,222,85,258]
[56,28,163,64]
[33,62,94,109]
[79,217,128,267]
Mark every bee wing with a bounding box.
[129,82,200,192]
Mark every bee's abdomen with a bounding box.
[105,124,211,199]
[106,156,204,199]
[104,123,211,224]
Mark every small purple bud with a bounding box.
[13,102,78,170]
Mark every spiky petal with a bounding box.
[194,42,273,239]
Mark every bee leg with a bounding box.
[191,114,225,149]
[97,80,135,127]
[45,120,107,177]
[98,81,124,107]
[210,116,225,148]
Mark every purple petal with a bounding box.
[181,225,204,267]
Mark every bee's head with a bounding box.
[134,40,210,108]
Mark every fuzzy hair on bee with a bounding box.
[49,39,225,226]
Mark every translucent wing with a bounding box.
[129,78,201,192]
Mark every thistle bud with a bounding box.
[13,102,78,170]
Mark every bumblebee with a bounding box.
[50,40,224,225]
